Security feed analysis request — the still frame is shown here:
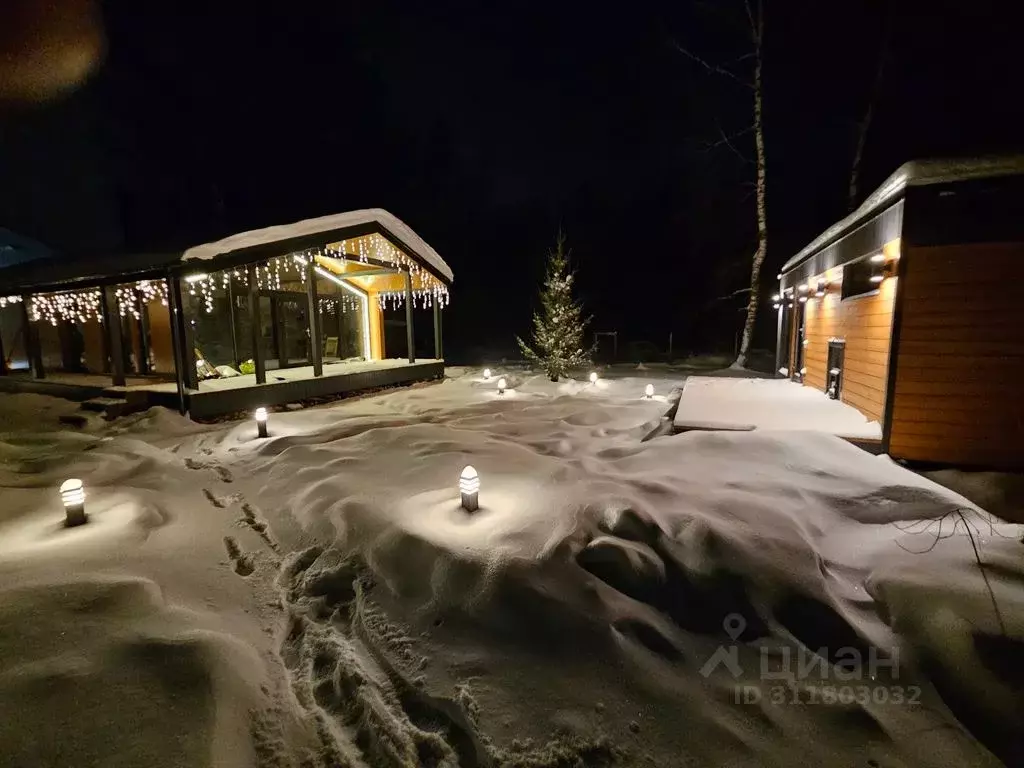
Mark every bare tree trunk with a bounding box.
[732,3,766,370]
[848,15,889,211]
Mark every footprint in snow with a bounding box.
[223,535,255,576]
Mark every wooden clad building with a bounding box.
[777,158,1024,469]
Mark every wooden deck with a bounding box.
[0,359,444,419]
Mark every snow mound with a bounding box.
[0,576,272,768]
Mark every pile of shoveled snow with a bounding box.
[0,369,1021,767]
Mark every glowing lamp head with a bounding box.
[483,368,491,380]
[644,383,654,399]
[254,407,269,438]
[459,465,480,512]
[497,377,507,394]
[60,478,87,527]
[589,371,598,384]
[255,407,268,423]
[799,296,808,303]
[459,465,480,494]
[869,275,884,284]
[870,253,885,263]
[60,478,85,507]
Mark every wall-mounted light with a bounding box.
[497,377,507,395]
[460,465,480,512]
[870,275,884,284]
[798,284,809,293]
[60,479,87,527]
[589,371,598,384]
[771,293,781,301]
[644,384,654,399]
[815,280,827,297]
[184,273,209,284]
[799,296,808,303]
[773,303,781,310]
[255,407,268,438]
[483,368,491,380]
[870,253,885,263]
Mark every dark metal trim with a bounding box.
[404,269,415,363]
[433,302,442,360]
[880,249,909,453]
[780,199,904,290]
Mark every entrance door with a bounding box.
[826,340,845,400]
[277,296,310,368]
[791,297,806,382]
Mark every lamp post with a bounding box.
[644,384,654,399]
[483,368,491,380]
[255,407,268,438]
[589,371,598,384]
[497,377,507,396]
[60,478,87,527]
[460,465,479,512]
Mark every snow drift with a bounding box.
[0,371,1021,767]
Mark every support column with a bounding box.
[775,302,784,377]
[226,279,239,368]
[136,288,151,375]
[101,285,126,386]
[404,269,415,364]
[433,301,442,360]
[169,277,198,390]
[21,295,44,378]
[0,324,5,374]
[246,264,266,384]
[306,260,323,377]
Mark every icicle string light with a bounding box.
[184,237,450,315]
[0,295,23,308]
[30,290,103,326]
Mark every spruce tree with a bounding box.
[517,233,594,381]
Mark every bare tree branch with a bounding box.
[709,125,753,163]
[672,39,753,88]
[716,287,752,301]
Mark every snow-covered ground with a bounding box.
[674,376,883,439]
[0,368,1021,767]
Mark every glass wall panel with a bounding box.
[183,270,251,380]
[29,289,105,374]
[313,265,369,364]
[0,301,28,371]
[113,280,174,376]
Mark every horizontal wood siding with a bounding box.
[889,242,1024,468]
[801,246,898,423]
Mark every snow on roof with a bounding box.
[181,208,453,282]
[782,156,1024,274]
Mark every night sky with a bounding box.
[1,0,1021,362]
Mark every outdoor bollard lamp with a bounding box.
[460,465,480,512]
[589,371,598,384]
[60,478,87,527]
[255,407,268,438]
[644,384,654,399]
[483,368,492,380]
[497,377,507,395]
